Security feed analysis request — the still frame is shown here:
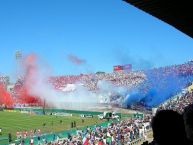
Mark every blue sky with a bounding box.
[0,0,193,80]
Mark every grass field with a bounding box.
[0,111,102,141]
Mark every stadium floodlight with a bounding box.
[15,50,22,79]
[15,50,22,60]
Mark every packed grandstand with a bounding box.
[10,61,193,108]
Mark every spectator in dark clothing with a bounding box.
[71,122,74,128]
[8,133,12,143]
[150,110,188,145]
[67,133,72,141]
[183,104,193,143]
[74,121,76,127]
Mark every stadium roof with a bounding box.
[123,0,193,38]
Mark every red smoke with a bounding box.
[17,87,41,104]
[0,84,13,106]
[0,54,44,106]
[67,54,86,65]
[15,54,42,105]
[24,54,37,83]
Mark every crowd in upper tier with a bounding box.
[158,83,193,114]
[49,71,145,91]
[45,61,193,92]
[12,62,193,94]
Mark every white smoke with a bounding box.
[97,80,128,105]
[22,54,101,110]
[21,54,135,110]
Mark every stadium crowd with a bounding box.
[48,61,193,95]
[4,61,193,145]
[12,101,193,145]
[24,118,150,145]
[158,84,193,114]
[49,71,145,91]
[12,62,193,98]
[14,98,193,145]
[147,61,193,76]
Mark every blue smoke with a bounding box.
[124,65,193,108]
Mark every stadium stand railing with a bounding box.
[0,136,9,145]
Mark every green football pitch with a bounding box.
[0,111,101,141]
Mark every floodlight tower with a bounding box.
[15,50,22,79]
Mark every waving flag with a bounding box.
[83,136,89,145]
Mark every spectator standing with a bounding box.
[30,138,34,145]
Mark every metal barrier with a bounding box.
[128,138,144,145]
